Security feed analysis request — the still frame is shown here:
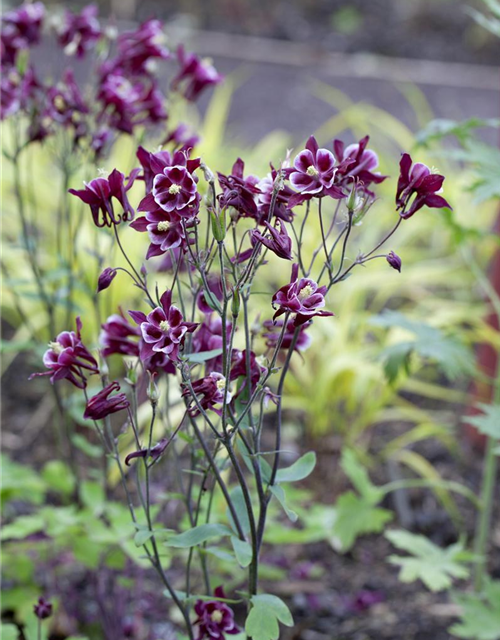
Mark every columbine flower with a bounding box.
[172,45,223,101]
[114,19,169,75]
[396,153,451,219]
[69,168,139,227]
[97,73,167,134]
[30,318,99,389]
[230,349,266,396]
[197,276,224,315]
[333,135,387,194]
[272,263,333,326]
[130,290,197,362]
[151,163,199,214]
[217,158,261,219]
[83,381,130,420]
[263,317,312,352]
[46,70,88,139]
[386,251,402,272]
[129,207,188,260]
[251,220,293,260]
[182,372,232,416]
[256,167,295,223]
[193,587,239,640]
[191,314,231,372]
[289,136,345,206]
[100,312,140,358]
[1,2,45,66]
[56,4,101,58]
[162,123,200,151]
[33,596,52,620]
[0,65,41,120]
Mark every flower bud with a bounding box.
[386,251,402,273]
[147,372,160,405]
[97,267,117,293]
[210,209,226,242]
[34,597,53,620]
[231,287,240,318]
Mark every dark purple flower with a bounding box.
[289,136,345,206]
[114,19,169,75]
[256,167,295,223]
[191,315,231,372]
[144,351,177,376]
[386,251,402,272]
[172,45,223,101]
[1,2,44,66]
[30,317,99,389]
[46,69,88,139]
[182,372,231,416]
[251,220,293,260]
[396,153,451,219]
[130,206,188,260]
[333,135,387,194]
[97,73,167,134]
[56,5,101,58]
[84,381,130,421]
[272,263,333,326]
[217,158,261,219]
[263,317,312,352]
[90,128,112,160]
[69,168,139,227]
[33,596,52,620]
[100,312,140,358]
[97,267,118,292]
[197,276,224,315]
[152,164,199,215]
[130,290,197,362]
[0,64,40,120]
[162,123,200,152]
[342,589,384,614]
[194,587,239,640]
[230,349,266,396]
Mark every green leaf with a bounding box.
[166,523,232,548]
[245,594,293,640]
[386,530,472,592]
[269,485,298,522]
[1,623,19,640]
[226,486,252,536]
[134,529,154,547]
[71,434,102,458]
[275,452,316,483]
[80,481,106,514]
[42,460,75,495]
[450,580,500,639]
[330,492,392,552]
[465,404,500,439]
[0,514,45,541]
[183,348,223,364]
[231,536,252,567]
[372,311,473,380]
[340,449,384,503]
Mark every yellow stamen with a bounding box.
[157,221,171,232]
[159,320,170,332]
[306,165,319,177]
[48,341,64,355]
[298,284,314,300]
[211,610,223,623]
[168,183,182,195]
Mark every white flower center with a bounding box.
[53,95,66,111]
[159,320,170,332]
[48,341,64,355]
[216,377,226,392]
[298,284,314,300]
[157,220,171,232]
[306,165,319,177]
[168,183,182,195]
[211,610,223,623]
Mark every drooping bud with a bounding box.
[97,267,118,293]
[386,251,402,273]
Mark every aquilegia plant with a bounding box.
[8,3,451,638]
[30,132,450,637]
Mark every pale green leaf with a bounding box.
[275,452,316,483]
[166,523,232,548]
[245,594,293,640]
[330,492,392,552]
[231,536,252,567]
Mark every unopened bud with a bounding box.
[231,287,240,318]
[147,372,160,405]
[210,209,226,242]
[386,251,402,273]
